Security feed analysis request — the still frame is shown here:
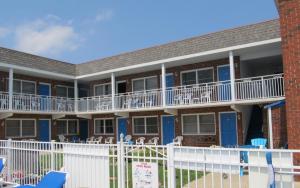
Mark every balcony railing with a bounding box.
[0,74,285,114]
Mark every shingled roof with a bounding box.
[75,19,280,76]
[0,19,281,77]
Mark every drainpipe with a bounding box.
[268,107,274,149]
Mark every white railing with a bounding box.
[0,74,285,113]
[235,73,284,101]
[0,139,299,188]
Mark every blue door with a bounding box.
[39,84,50,110]
[218,66,231,101]
[39,120,50,141]
[166,74,174,105]
[162,116,175,145]
[79,120,89,141]
[220,112,237,147]
[118,118,127,141]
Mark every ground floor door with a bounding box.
[220,112,237,147]
[118,118,127,141]
[162,115,175,145]
[39,119,50,141]
[79,120,89,141]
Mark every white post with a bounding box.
[74,79,78,112]
[161,63,166,107]
[111,73,115,110]
[6,139,12,182]
[117,133,125,188]
[167,144,176,188]
[229,51,236,101]
[8,68,13,110]
[51,140,55,170]
[268,107,274,149]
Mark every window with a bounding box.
[94,119,114,134]
[132,76,158,92]
[181,68,214,86]
[94,84,111,96]
[133,117,158,135]
[56,120,78,135]
[182,113,215,135]
[5,119,36,138]
[56,86,74,98]
[10,79,36,94]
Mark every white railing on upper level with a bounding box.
[0,74,285,113]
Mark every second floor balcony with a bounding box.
[0,74,285,114]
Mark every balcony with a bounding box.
[0,74,284,114]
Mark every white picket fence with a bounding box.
[0,138,299,188]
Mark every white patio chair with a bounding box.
[105,137,114,144]
[173,136,183,146]
[136,137,145,145]
[182,93,192,104]
[0,99,7,109]
[58,135,67,142]
[146,137,159,145]
[124,135,132,143]
[122,98,132,109]
[200,91,211,103]
[86,136,95,144]
[94,136,103,144]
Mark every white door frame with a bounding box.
[218,111,238,146]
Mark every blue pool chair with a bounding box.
[251,138,267,148]
[0,157,5,173]
[266,152,275,188]
[16,171,68,188]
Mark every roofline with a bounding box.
[75,37,282,79]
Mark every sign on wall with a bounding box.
[132,162,158,188]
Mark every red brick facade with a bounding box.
[278,0,300,149]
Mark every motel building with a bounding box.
[0,0,298,151]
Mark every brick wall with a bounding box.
[278,0,300,149]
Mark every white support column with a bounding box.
[74,79,78,112]
[161,63,166,107]
[8,68,13,111]
[229,51,236,101]
[268,107,274,149]
[111,73,115,110]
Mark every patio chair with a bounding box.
[136,137,145,145]
[124,135,132,143]
[251,138,267,148]
[58,135,67,142]
[173,136,183,146]
[94,136,103,144]
[86,136,95,144]
[0,98,8,109]
[146,137,159,145]
[104,137,114,144]
[200,90,211,103]
[16,171,68,188]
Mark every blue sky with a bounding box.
[0,0,278,64]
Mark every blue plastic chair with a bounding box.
[0,157,5,173]
[266,152,275,188]
[251,138,267,148]
[16,171,67,188]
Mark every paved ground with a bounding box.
[184,173,300,188]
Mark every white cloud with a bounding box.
[95,10,113,22]
[0,27,9,38]
[14,17,80,56]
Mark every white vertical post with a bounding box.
[167,144,176,188]
[268,108,274,149]
[51,140,55,170]
[111,73,115,110]
[8,68,13,110]
[74,79,78,112]
[6,139,12,182]
[117,133,125,188]
[161,63,166,107]
[229,51,236,101]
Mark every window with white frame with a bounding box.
[94,119,114,134]
[9,79,36,94]
[5,119,36,138]
[132,76,158,92]
[133,116,158,134]
[181,68,214,86]
[56,85,74,98]
[94,83,111,96]
[56,119,78,135]
[182,113,215,135]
